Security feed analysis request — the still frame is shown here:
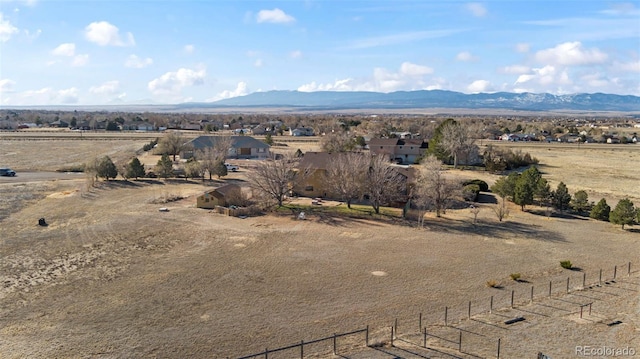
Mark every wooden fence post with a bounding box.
[628,262,631,276]
[614,265,617,279]
[599,269,602,285]
[530,286,534,303]
[497,338,501,359]
[394,318,398,335]
[468,301,472,319]
[566,277,570,293]
[583,272,586,288]
[390,327,394,346]
[265,348,268,359]
[423,327,427,348]
[490,296,493,313]
[419,312,422,331]
[549,281,552,296]
[458,330,462,352]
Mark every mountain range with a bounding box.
[181,90,640,112]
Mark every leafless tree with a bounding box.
[493,196,510,222]
[365,154,406,214]
[414,155,459,218]
[470,205,481,224]
[249,153,309,208]
[324,152,369,208]
[158,131,187,161]
[320,131,355,153]
[439,121,477,168]
[196,135,232,180]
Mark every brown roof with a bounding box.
[368,138,401,147]
[206,184,241,197]
[297,152,339,170]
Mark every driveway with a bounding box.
[0,171,85,183]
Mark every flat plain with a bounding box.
[0,135,638,358]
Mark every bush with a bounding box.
[462,179,489,192]
[56,164,85,173]
[486,279,501,288]
[510,273,521,281]
[560,260,573,269]
[462,184,480,202]
[142,138,158,152]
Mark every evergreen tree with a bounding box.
[126,157,146,179]
[155,154,174,179]
[552,182,571,212]
[609,198,636,229]
[570,190,590,213]
[535,177,552,207]
[590,198,610,221]
[264,133,274,145]
[491,172,519,200]
[513,166,541,210]
[427,118,456,162]
[96,156,118,180]
[211,160,228,179]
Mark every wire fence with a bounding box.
[235,261,635,358]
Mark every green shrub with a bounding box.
[486,279,501,288]
[510,273,521,281]
[462,179,489,192]
[56,164,85,172]
[560,260,573,269]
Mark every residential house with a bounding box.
[293,151,416,204]
[368,138,428,165]
[290,127,314,136]
[50,119,69,128]
[182,135,271,159]
[196,184,242,209]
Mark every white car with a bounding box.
[225,163,239,172]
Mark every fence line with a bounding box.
[236,327,368,359]
[235,262,635,358]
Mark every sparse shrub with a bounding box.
[560,260,573,269]
[510,273,521,281]
[56,164,85,173]
[486,279,501,288]
[462,184,480,202]
[142,138,158,152]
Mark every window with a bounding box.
[410,147,414,149]
[205,198,209,202]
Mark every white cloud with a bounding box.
[0,13,19,42]
[345,29,463,50]
[256,8,295,24]
[514,65,572,90]
[72,54,89,67]
[216,82,249,100]
[85,21,135,46]
[254,59,263,67]
[515,43,530,53]
[399,62,433,76]
[184,44,195,54]
[125,54,153,68]
[51,43,75,56]
[298,62,435,93]
[500,65,530,74]
[612,60,640,73]
[148,67,206,95]
[90,80,120,95]
[467,79,492,93]
[455,51,477,62]
[5,87,79,105]
[24,28,41,40]
[0,78,16,92]
[534,41,608,66]
[290,50,302,59]
[465,3,487,17]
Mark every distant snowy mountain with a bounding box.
[188,90,640,111]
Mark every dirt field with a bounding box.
[0,137,639,358]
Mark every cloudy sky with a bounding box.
[0,0,639,106]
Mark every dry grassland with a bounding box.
[0,137,638,358]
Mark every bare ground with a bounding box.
[0,138,639,358]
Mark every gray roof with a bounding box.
[188,136,270,150]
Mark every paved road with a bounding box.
[0,171,85,183]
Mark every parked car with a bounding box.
[225,163,239,172]
[0,168,16,176]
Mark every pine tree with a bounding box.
[570,190,590,213]
[590,198,610,221]
[126,157,146,179]
[212,160,228,179]
[96,156,118,180]
[609,198,636,229]
[155,154,174,179]
[552,182,571,212]
[513,166,541,210]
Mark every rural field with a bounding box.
[0,135,639,358]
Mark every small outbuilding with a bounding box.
[196,184,242,209]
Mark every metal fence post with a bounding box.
[497,338,501,359]
[333,333,337,355]
[511,290,515,308]
[468,301,472,319]
[365,325,369,347]
[490,296,493,313]
[614,265,617,279]
[445,306,448,326]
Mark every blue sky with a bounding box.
[0,0,639,106]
